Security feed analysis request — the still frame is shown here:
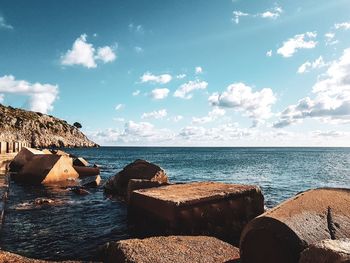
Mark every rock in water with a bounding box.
[240,188,350,263]
[299,239,350,263]
[104,159,168,196]
[12,154,79,185]
[0,250,83,262]
[73,157,89,167]
[101,236,240,263]
[80,175,101,188]
[0,104,98,148]
[126,179,169,204]
[9,147,44,172]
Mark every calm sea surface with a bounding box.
[1,147,350,260]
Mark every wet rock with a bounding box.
[73,166,100,177]
[34,198,54,205]
[9,147,44,172]
[80,175,101,188]
[69,186,90,195]
[0,250,84,262]
[11,155,79,185]
[240,188,350,263]
[73,157,89,167]
[299,239,350,263]
[129,181,264,244]
[104,159,168,196]
[126,179,169,204]
[100,235,240,263]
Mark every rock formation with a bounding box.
[104,159,168,196]
[0,104,97,148]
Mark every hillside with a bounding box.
[0,104,98,148]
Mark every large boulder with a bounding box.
[240,188,350,263]
[104,159,168,196]
[126,179,169,204]
[100,235,240,263]
[9,147,44,172]
[299,239,350,263]
[12,155,79,185]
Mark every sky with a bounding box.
[1,0,350,146]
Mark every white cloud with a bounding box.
[140,72,172,84]
[96,46,117,63]
[115,104,124,111]
[266,50,272,57]
[334,22,350,30]
[176,74,186,79]
[61,34,116,68]
[232,11,249,24]
[170,115,183,122]
[0,75,59,113]
[192,108,226,124]
[132,90,141,96]
[129,23,144,34]
[277,32,317,58]
[174,80,208,99]
[297,56,327,74]
[141,109,167,119]
[0,16,13,30]
[209,82,276,126]
[324,32,338,46]
[195,66,203,74]
[259,6,283,19]
[274,47,350,128]
[150,88,170,100]
[134,46,144,53]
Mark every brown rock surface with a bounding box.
[102,235,240,263]
[9,147,44,172]
[104,159,168,196]
[240,188,350,263]
[299,239,350,263]
[0,251,84,262]
[0,104,98,148]
[129,182,264,243]
[126,179,168,204]
[12,155,79,184]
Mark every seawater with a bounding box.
[1,147,350,260]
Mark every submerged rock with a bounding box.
[299,239,350,263]
[69,186,90,195]
[80,175,101,188]
[101,235,240,263]
[104,159,168,196]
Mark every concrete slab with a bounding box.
[240,188,350,263]
[299,238,350,263]
[0,142,7,154]
[102,235,240,263]
[129,182,264,243]
[9,147,44,172]
[73,157,89,167]
[12,155,79,184]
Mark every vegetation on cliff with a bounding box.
[0,104,98,148]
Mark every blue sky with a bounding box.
[1,0,350,146]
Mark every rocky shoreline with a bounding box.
[0,104,98,148]
[1,148,350,263]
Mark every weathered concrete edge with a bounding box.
[0,172,10,231]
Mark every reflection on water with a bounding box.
[1,147,350,260]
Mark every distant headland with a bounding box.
[0,104,98,148]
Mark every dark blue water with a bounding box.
[2,147,350,260]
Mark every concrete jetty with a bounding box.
[129,181,264,243]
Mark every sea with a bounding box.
[1,147,350,260]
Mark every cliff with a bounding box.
[0,104,98,148]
